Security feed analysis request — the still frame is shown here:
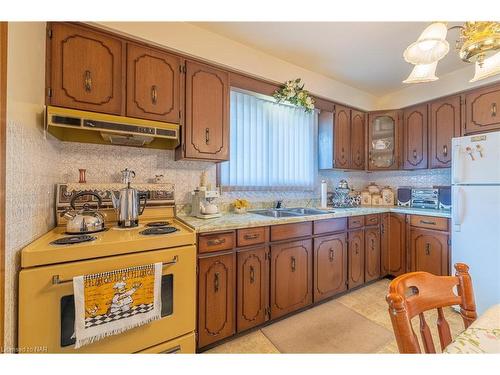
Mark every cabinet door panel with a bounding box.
[429,96,461,168]
[403,104,428,170]
[348,230,365,289]
[364,227,381,282]
[350,110,365,170]
[384,213,407,276]
[410,228,449,276]
[465,83,500,134]
[368,111,400,170]
[270,240,312,319]
[185,61,229,160]
[198,254,235,348]
[237,247,269,332]
[126,44,180,123]
[313,234,347,302]
[48,23,124,115]
[334,105,351,169]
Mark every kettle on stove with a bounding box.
[111,169,148,228]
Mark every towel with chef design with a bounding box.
[73,263,162,349]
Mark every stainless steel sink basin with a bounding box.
[285,207,331,215]
[250,209,301,218]
[251,207,332,218]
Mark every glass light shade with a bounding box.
[403,62,439,84]
[404,22,450,64]
[470,51,500,82]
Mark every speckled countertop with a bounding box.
[177,206,451,233]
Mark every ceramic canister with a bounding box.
[361,191,372,205]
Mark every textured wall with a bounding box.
[4,22,58,350]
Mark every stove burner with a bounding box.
[51,235,96,246]
[140,226,178,236]
[146,221,170,227]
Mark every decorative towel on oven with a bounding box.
[72,263,162,349]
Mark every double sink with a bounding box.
[251,207,334,218]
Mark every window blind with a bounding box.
[220,90,317,191]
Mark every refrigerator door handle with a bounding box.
[452,144,461,184]
[453,187,463,231]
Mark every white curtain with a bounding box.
[220,90,317,190]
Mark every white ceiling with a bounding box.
[193,22,465,96]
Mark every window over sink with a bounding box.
[220,89,317,191]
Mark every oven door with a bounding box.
[18,245,195,353]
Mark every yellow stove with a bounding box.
[18,184,197,354]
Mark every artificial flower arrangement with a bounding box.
[233,199,250,214]
[273,78,315,113]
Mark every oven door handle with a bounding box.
[51,256,179,285]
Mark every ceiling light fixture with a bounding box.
[403,62,439,83]
[403,21,500,84]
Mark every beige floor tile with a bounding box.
[204,330,280,354]
[206,279,467,354]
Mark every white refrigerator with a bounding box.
[452,131,500,314]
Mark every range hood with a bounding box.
[45,106,180,149]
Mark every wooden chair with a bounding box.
[386,263,477,353]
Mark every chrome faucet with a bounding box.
[275,200,283,209]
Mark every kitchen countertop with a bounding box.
[177,206,451,233]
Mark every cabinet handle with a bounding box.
[425,243,431,256]
[244,234,259,240]
[355,243,359,255]
[443,145,448,157]
[413,149,417,159]
[207,238,225,246]
[84,70,92,92]
[151,85,158,105]
[420,220,436,225]
[369,151,373,163]
[492,103,497,117]
[214,272,220,292]
[371,238,375,250]
[381,223,385,234]
[329,248,334,262]
[291,256,296,272]
[205,128,210,144]
[249,266,255,284]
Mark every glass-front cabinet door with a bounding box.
[368,111,401,170]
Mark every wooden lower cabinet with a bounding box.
[381,213,407,277]
[197,253,235,348]
[364,227,381,282]
[236,247,269,332]
[348,230,365,289]
[270,239,312,319]
[409,228,449,276]
[313,233,348,302]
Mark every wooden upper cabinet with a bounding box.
[364,227,381,282]
[237,247,269,333]
[409,228,449,276]
[183,60,229,161]
[334,105,351,169]
[381,213,406,277]
[429,95,461,168]
[197,253,235,348]
[403,104,428,170]
[47,23,124,115]
[348,230,365,289]
[350,110,365,170]
[368,111,401,170]
[126,43,181,123]
[465,83,500,134]
[270,240,312,319]
[313,234,347,302]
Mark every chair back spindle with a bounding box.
[386,263,477,353]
